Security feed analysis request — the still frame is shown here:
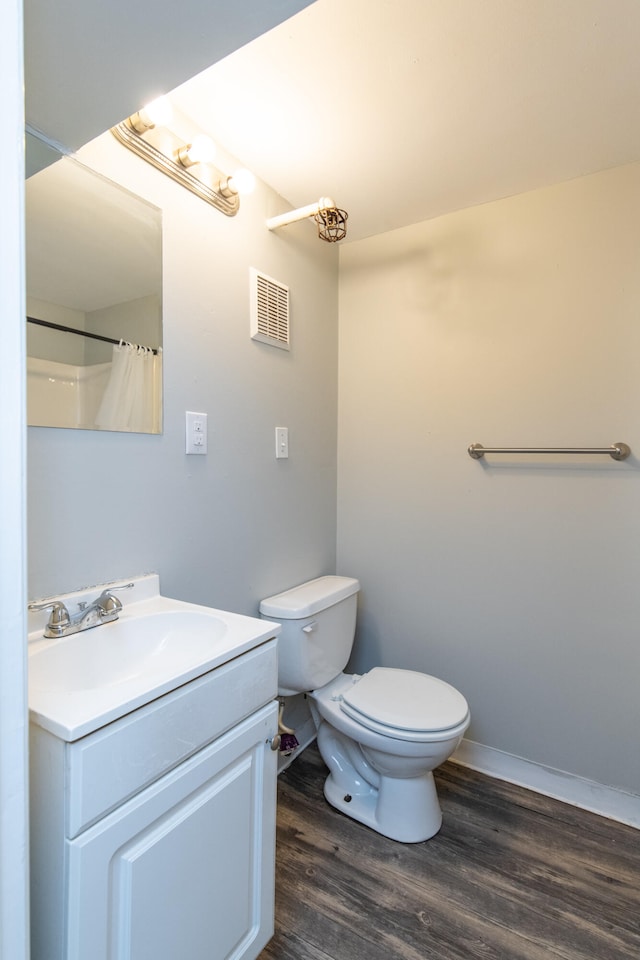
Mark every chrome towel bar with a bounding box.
[468,442,631,461]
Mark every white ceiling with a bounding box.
[170,0,640,242]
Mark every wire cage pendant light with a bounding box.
[314,205,348,242]
[266,197,349,242]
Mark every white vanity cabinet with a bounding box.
[30,637,279,960]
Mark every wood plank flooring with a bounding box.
[259,745,640,960]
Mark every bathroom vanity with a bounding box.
[28,576,280,960]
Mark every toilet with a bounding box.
[259,575,470,843]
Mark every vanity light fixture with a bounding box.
[111,99,254,216]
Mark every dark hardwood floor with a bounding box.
[260,745,640,960]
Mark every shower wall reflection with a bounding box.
[26,149,163,433]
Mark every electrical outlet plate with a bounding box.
[275,426,289,459]
[186,411,207,455]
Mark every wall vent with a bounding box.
[250,268,290,350]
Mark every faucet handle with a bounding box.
[28,600,71,636]
[96,590,123,614]
[96,583,134,615]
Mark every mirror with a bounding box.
[26,145,163,433]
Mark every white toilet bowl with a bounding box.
[310,670,469,842]
[259,575,470,843]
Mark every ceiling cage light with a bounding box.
[266,197,348,242]
[111,101,253,217]
[314,205,348,243]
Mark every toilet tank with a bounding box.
[259,576,360,696]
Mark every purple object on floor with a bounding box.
[280,733,299,753]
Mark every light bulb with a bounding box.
[177,135,216,167]
[228,169,256,195]
[130,96,172,132]
[142,96,172,127]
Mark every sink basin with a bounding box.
[28,577,280,741]
[31,610,229,693]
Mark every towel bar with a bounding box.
[468,443,631,461]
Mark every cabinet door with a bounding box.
[65,702,278,960]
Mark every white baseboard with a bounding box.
[451,738,640,829]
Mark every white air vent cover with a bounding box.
[250,268,290,350]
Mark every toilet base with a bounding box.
[317,722,443,843]
[323,768,442,843]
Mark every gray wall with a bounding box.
[337,163,640,796]
[26,120,640,801]
[28,130,338,616]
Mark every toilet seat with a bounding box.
[339,667,469,742]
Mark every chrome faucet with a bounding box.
[29,583,134,638]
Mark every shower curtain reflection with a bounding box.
[95,342,162,433]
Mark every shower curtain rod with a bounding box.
[27,316,159,355]
[468,442,631,461]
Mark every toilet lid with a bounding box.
[340,667,469,734]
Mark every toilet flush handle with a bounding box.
[302,621,318,634]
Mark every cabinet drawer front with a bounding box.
[67,639,276,837]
